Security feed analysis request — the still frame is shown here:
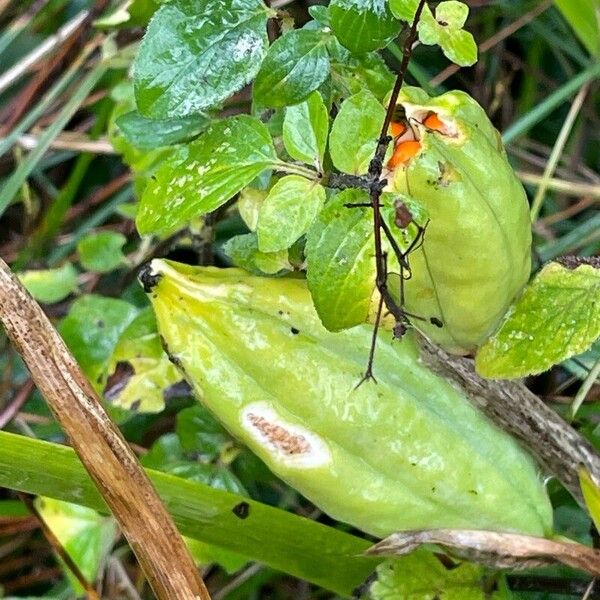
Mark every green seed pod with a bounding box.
[142,259,552,538]
[387,88,531,354]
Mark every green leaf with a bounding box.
[0,430,377,596]
[475,262,600,379]
[59,295,139,387]
[554,0,600,57]
[368,554,491,600]
[282,91,329,168]
[257,176,326,253]
[134,0,270,118]
[580,469,600,534]
[18,263,78,304]
[143,433,247,494]
[329,89,386,175]
[418,2,477,67]
[330,0,399,54]
[253,29,330,108]
[35,498,117,595]
[105,308,182,413]
[237,186,266,231]
[77,231,127,273]
[305,189,375,330]
[328,42,395,101]
[177,405,233,459]
[389,0,420,23]
[223,233,291,275]
[116,110,210,149]
[137,115,277,235]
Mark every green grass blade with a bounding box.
[502,62,600,143]
[0,431,377,595]
[0,62,107,220]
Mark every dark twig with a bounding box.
[358,0,428,380]
[0,378,34,429]
[17,492,101,599]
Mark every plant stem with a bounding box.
[571,357,600,419]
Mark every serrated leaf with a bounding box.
[105,308,182,413]
[329,89,386,175]
[418,2,477,67]
[283,91,329,168]
[77,231,127,273]
[305,189,375,330]
[59,295,139,388]
[116,110,209,149]
[476,262,600,379]
[134,0,269,118]
[368,554,495,600]
[254,29,330,107]
[223,233,291,275]
[330,0,399,54]
[137,115,277,235]
[257,176,325,253]
[35,498,117,595]
[389,0,420,23]
[18,263,78,304]
[328,41,395,101]
[580,469,600,534]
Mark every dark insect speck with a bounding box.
[430,317,443,328]
[290,327,300,335]
[232,502,250,519]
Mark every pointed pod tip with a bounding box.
[138,259,165,293]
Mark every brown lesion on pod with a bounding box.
[246,412,311,456]
[241,403,332,468]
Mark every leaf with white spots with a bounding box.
[134,0,270,118]
[475,261,600,379]
[257,176,326,253]
[137,115,277,235]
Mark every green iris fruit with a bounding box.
[387,87,531,354]
[142,260,552,538]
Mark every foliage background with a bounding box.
[0,0,598,598]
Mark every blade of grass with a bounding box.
[0,37,102,158]
[0,10,88,95]
[19,98,113,264]
[529,83,589,221]
[537,212,600,262]
[0,61,107,221]
[0,430,377,596]
[502,62,600,143]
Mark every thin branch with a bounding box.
[17,492,100,600]
[0,258,210,600]
[0,378,34,429]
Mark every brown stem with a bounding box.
[0,257,210,600]
[418,336,600,505]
